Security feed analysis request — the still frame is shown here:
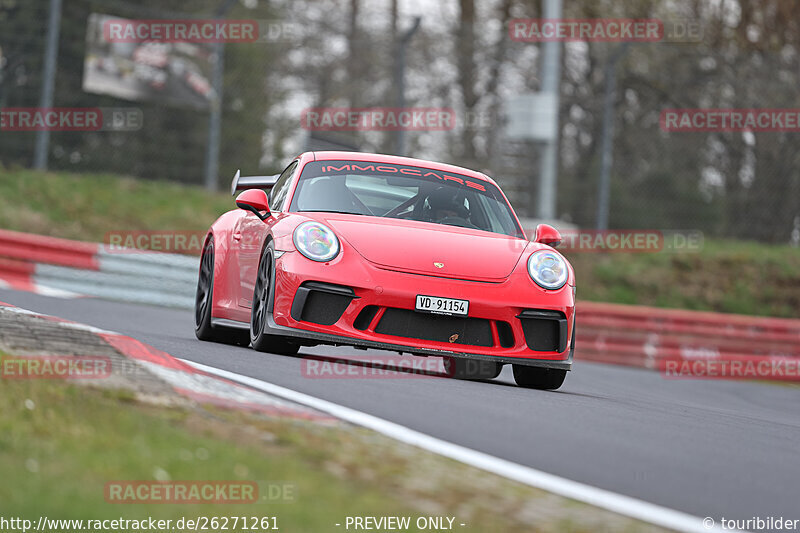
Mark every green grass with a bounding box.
[0,378,659,532]
[1,167,797,318]
[0,380,389,529]
[566,239,800,318]
[0,167,233,243]
[0,380,432,529]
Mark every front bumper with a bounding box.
[267,250,575,370]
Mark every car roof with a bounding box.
[299,151,497,185]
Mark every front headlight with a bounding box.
[527,250,568,290]
[293,221,340,262]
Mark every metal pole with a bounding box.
[596,42,630,230]
[204,41,225,191]
[0,46,6,108]
[393,16,421,157]
[204,0,238,191]
[33,0,63,170]
[536,0,562,220]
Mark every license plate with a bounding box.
[415,295,469,316]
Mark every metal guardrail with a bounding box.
[0,229,197,308]
[575,301,800,381]
[3,228,800,381]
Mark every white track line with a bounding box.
[181,358,729,533]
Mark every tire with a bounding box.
[444,357,502,380]
[194,237,249,346]
[250,242,300,356]
[512,366,567,390]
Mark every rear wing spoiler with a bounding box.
[230,170,280,196]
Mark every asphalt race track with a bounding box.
[3,287,799,525]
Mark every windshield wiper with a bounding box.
[300,210,369,216]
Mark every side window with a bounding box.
[269,161,298,211]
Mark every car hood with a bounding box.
[309,214,529,281]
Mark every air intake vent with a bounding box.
[291,282,355,326]
[353,305,379,330]
[517,310,568,352]
[496,321,515,348]
[375,308,493,347]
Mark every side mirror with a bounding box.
[534,223,562,247]
[236,189,271,221]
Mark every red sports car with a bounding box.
[195,151,575,389]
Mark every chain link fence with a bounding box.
[0,0,284,186]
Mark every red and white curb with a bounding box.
[0,302,328,421]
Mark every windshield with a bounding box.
[290,160,524,238]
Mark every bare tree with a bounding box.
[456,0,478,165]
[347,0,361,107]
